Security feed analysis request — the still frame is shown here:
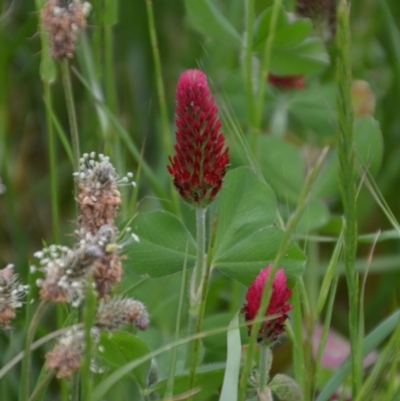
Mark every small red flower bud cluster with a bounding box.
[268,73,305,90]
[243,265,292,343]
[167,69,229,208]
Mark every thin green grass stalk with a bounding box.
[102,0,122,168]
[187,216,217,398]
[185,208,207,369]
[252,0,282,150]
[316,310,400,401]
[61,58,80,171]
[43,96,74,165]
[355,320,400,401]
[77,33,109,142]
[128,146,144,216]
[35,0,59,242]
[314,274,339,400]
[336,1,360,395]
[255,0,282,132]
[20,300,48,401]
[164,245,189,400]
[289,285,305,389]
[144,0,181,218]
[238,147,328,401]
[27,371,55,401]
[298,278,316,400]
[305,240,319,319]
[362,170,400,234]
[81,281,97,401]
[244,0,256,131]
[386,318,400,400]
[43,82,59,243]
[144,0,171,156]
[316,229,343,316]
[357,231,380,370]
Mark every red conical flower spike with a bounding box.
[243,265,292,343]
[167,69,229,208]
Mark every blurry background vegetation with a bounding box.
[1,0,400,397]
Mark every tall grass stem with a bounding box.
[61,58,80,171]
[336,0,361,395]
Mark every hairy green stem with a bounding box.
[259,344,270,393]
[61,58,80,171]
[187,217,217,398]
[336,0,361,396]
[44,82,59,243]
[185,208,207,369]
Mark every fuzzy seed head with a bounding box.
[33,226,116,305]
[45,327,99,379]
[96,297,149,331]
[0,265,27,328]
[243,266,292,344]
[41,0,90,59]
[167,69,229,207]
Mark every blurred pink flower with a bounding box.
[167,69,229,208]
[268,73,305,89]
[243,265,292,343]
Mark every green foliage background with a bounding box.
[1,0,400,400]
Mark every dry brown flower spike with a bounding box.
[41,0,91,59]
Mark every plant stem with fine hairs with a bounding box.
[61,58,80,171]
[336,0,361,396]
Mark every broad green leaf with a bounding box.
[219,313,241,401]
[289,84,337,138]
[254,6,312,50]
[213,167,277,258]
[126,211,197,277]
[214,226,306,286]
[98,331,151,388]
[185,0,242,45]
[271,38,330,75]
[212,167,306,286]
[149,363,226,400]
[253,6,328,74]
[313,116,384,198]
[257,136,305,204]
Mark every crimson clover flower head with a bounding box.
[268,73,305,90]
[243,265,292,343]
[167,69,229,208]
